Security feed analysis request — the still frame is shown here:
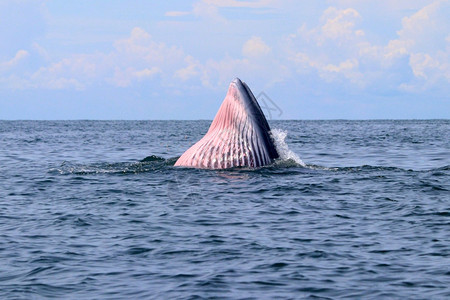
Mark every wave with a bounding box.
[48,128,449,176]
[305,164,450,173]
[49,157,450,176]
[49,156,176,175]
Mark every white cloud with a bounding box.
[43,78,84,90]
[320,7,361,41]
[409,53,439,79]
[166,0,282,21]
[14,27,194,90]
[112,27,186,70]
[382,39,412,65]
[29,55,97,89]
[174,56,201,81]
[286,7,367,87]
[242,36,271,58]
[165,11,190,17]
[200,47,288,90]
[321,58,362,84]
[0,50,29,72]
[192,1,226,22]
[134,68,161,79]
[1,1,448,97]
[111,67,161,88]
[330,0,432,11]
[32,43,50,61]
[383,0,450,87]
[203,0,275,8]
[18,27,283,91]
[286,1,450,91]
[0,0,46,58]
[397,1,440,41]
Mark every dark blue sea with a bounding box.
[0,120,449,299]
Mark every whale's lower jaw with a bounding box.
[175,78,279,169]
[174,127,275,169]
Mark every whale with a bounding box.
[175,78,279,169]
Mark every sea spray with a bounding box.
[271,128,306,167]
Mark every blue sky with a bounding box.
[0,0,449,119]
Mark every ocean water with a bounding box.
[0,120,449,299]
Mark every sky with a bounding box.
[0,0,449,120]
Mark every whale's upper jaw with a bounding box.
[229,77,278,159]
[230,78,274,138]
[175,77,279,169]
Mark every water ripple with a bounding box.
[0,120,449,299]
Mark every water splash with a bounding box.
[271,128,306,167]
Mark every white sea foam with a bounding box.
[271,128,306,167]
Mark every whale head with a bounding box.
[175,78,279,169]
